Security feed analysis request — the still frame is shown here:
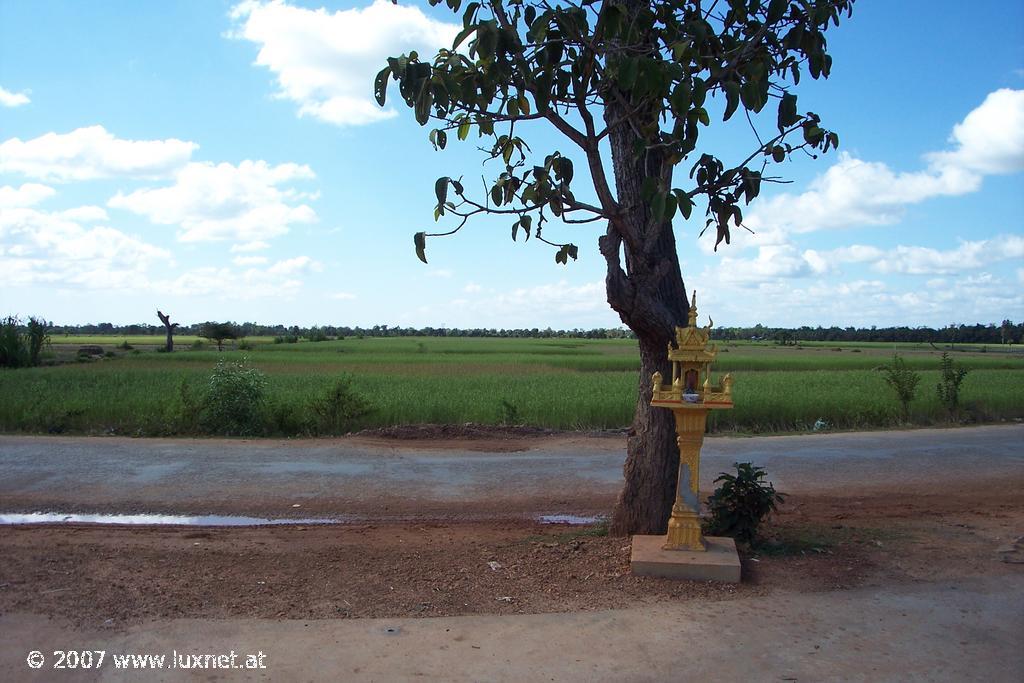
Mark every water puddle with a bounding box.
[0,512,339,526]
[538,514,605,525]
[0,512,606,527]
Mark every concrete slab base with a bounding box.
[630,535,741,582]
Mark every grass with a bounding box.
[1,336,1021,436]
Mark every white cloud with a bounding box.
[155,261,315,300]
[697,270,1022,328]
[721,234,1024,286]
[230,240,271,252]
[266,255,322,275]
[734,153,978,246]
[0,206,170,289]
[0,126,197,182]
[109,160,317,243]
[0,85,30,107]
[232,255,269,266]
[331,291,357,300]
[713,245,817,285]
[437,280,609,327]
[0,183,55,208]
[927,88,1024,175]
[873,235,1024,275]
[720,89,1024,253]
[427,268,453,278]
[230,0,458,126]
[463,282,482,293]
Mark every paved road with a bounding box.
[0,425,1021,518]
[4,576,1022,682]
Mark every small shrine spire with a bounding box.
[687,291,698,327]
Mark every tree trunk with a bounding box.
[602,72,691,536]
[156,311,175,352]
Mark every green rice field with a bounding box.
[0,336,1021,436]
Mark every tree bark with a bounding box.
[602,73,691,536]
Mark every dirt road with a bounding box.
[1,425,1021,518]
[1,426,1021,681]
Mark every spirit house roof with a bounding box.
[651,292,733,410]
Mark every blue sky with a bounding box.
[1,0,1022,329]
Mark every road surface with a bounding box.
[1,425,1021,518]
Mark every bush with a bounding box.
[937,351,969,420]
[198,358,268,436]
[190,339,206,351]
[879,353,921,423]
[0,316,29,368]
[0,316,49,368]
[237,340,254,351]
[118,340,133,351]
[309,377,372,434]
[703,462,785,546]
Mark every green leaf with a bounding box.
[650,192,666,224]
[723,80,740,121]
[556,157,573,184]
[373,66,391,107]
[767,0,788,23]
[771,145,786,163]
[512,219,520,242]
[457,119,471,141]
[414,232,428,264]
[673,190,694,220]
[519,214,532,240]
[414,84,432,125]
[777,92,798,131]
[519,94,531,116]
[434,177,448,206]
[555,243,579,265]
[452,24,476,50]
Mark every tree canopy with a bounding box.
[377,0,850,269]
[376,0,856,535]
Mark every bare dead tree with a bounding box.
[157,310,178,352]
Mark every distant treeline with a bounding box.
[44,320,1023,344]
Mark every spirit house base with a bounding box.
[630,535,741,583]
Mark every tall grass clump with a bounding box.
[308,377,373,434]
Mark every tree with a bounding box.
[377,0,854,535]
[936,351,969,421]
[157,310,179,352]
[199,321,238,352]
[879,353,920,423]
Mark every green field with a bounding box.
[1,336,1021,436]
